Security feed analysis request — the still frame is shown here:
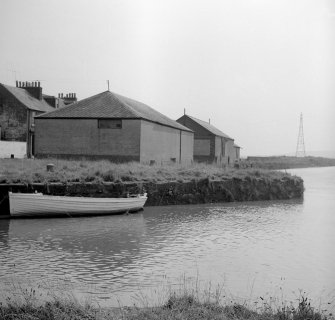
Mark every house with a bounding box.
[176,114,240,164]
[34,90,194,164]
[0,81,57,158]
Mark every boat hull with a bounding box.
[8,192,147,217]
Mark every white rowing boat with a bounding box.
[8,192,148,217]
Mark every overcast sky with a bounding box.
[1,0,334,157]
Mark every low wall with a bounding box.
[0,141,26,159]
[0,175,304,215]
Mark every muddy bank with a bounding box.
[0,175,304,215]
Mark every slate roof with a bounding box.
[185,115,233,140]
[0,83,55,113]
[37,90,193,132]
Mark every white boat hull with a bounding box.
[8,192,147,217]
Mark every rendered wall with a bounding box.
[180,130,194,164]
[234,147,240,161]
[140,120,193,164]
[34,118,141,161]
[0,141,26,158]
[225,139,235,164]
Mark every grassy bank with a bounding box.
[245,156,335,170]
[1,292,333,320]
[0,158,291,184]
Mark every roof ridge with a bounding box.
[109,91,142,118]
[188,114,213,126]
[185,114,233,139]
[36,89,192,132]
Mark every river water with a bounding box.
[0,167,334,307]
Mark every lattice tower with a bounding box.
[295,113,306,157]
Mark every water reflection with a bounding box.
[0,219,9,247]
[0,198,306,304]
[1,167,334,306]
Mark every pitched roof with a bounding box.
[184,114,233,140]
[233,143,241,148]
[0,83,55,113]
[37,90,193,132]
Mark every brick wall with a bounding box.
[34,118,141,160]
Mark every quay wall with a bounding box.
[0,176,304,215]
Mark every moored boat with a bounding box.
[8,192,148,217]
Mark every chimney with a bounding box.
[18,80,42,100]
[59,92,77,105]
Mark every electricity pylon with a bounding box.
[295,113,306,157]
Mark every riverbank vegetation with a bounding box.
[245,156,335,170]
[1,291,333,320]
[0,158,292,185]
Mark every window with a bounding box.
[98,119,122,129]
[194,139,210,156]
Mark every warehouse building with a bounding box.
[35,90,194,164]
[176,114,240,164]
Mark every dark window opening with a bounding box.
[98,119,122,129]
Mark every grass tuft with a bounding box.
[0,290,333,320]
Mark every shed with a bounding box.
[176,114,239,164]
[34,90,194,164]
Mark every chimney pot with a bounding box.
[16,81,18,87]
[38,81,40,87]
